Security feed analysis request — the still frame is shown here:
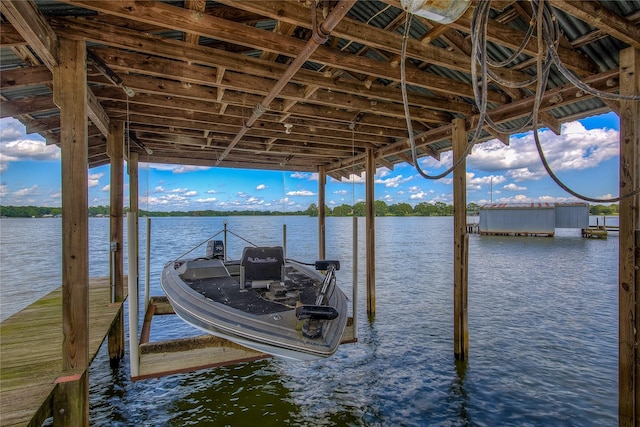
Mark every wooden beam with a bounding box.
[218,0,532,88]
[52,36,89,426]
[0,0,59,69]
[538,111,562,136]
[365,147,376,317]
[318,165,326,261]
[0,65,51,89]
[51,10,502,103]
[618,46,640,427]
[1,0,110,136]
[0,94,56,118]
[548,0,640,50]
[452,117,468,361]
[183,0,207,45]
[326,69,621,174]
[107,121,125,368]
[86,86,109,137]
[0,19,28,46]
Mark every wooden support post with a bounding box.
[618,46,640,427]
[318,165,326,260]
[107,121,124,367]
[365,148,376,317]
[452,117,469,361]
[52,37,89,426]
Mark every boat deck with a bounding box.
[186,265,320,315]
[0,278,124,427]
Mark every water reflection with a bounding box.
[451,360,469,426]
[7,216,619,426]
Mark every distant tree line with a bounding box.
[0,202,619,218]
[307,201,460,217]
[589,204,618,215]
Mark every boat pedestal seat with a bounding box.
[240,246,285,290]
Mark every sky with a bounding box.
[0,112,621,212]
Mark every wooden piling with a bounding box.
[365,147,376,317]
[318,165,326,260]
[618,46,639,427]
[52,36,89,426]
[108,121,125,367]
[452,118,469,361]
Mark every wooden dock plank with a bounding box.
[0,277,124,427]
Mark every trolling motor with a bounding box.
[296,260,340,339]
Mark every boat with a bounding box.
[160,238,348,361]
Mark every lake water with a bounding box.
[0,216,618,426]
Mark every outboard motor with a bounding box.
[206,240,224,259]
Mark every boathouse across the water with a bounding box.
[478,202,589,236]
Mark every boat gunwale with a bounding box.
[160,258,348,359]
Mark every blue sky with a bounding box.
[0,112,621,211]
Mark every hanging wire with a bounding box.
[466,0,640,202]
[400,13,478,180]
[529,0,639,202]
[400,0,639,199]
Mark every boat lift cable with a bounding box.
[172,229,225,262]
[225,229,260,248]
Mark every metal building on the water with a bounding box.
[478,203,589,236]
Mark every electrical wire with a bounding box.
[400,13,477,180]
[400,0,638,200]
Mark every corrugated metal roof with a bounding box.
[1,0,637,172]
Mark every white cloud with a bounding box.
[507,168,540,182]
[286,190,316,197]
[290,172,318,181]
[333,189,348,195]
[256,184,267,191]
[503,183,527,191]
[149,164,211,174]
[468,120,619,182]
[88,173,103,188]
[206,189,219,194]
[409,191,429,200]
[154,186,166,193]
[13,185,39,197]
[101,184,110,192]
[337,172,365,184]
[0,118,60,172]
[375,174,412,188]
[0,184,8,198]
[195,197,218,203]
[170,187,188,193]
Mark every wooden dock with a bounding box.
[0,278,124,427]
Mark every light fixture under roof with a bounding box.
[400,0,470,24]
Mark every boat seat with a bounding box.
[240,246,285,289]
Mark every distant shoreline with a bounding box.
[1,203,620,219]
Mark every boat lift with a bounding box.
[127,214,358,381]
